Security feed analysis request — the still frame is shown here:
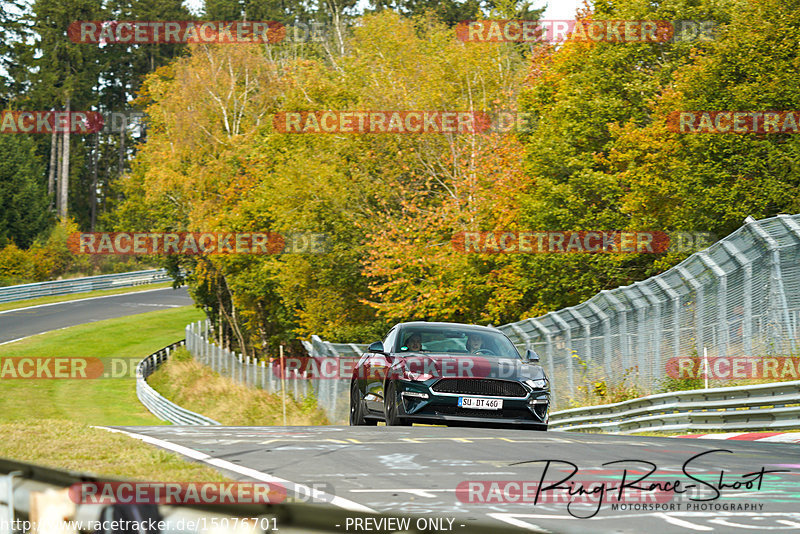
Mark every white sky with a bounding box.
[534,0,586,20]
[183,0,587,21]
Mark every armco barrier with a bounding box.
[136,340,220,425]
[0,269,170,303]
[0,457,520,534]
[549,380,800,433]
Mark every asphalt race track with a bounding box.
[0,287,193,344]
[109,425,800,533]
[3,288,799,532]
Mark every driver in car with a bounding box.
[466,334,484,353]
[404,333,423,352]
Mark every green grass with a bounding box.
[0,306,238,481]
[0,305,234,482]
[630,428,800,437]
[0,281,173,312]
[147,348,330,426]
[0,306,204,425]
[0,420,230,482]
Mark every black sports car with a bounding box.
[349,321,549,430]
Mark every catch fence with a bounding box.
[185,321,356,423]
[497,214,800,408]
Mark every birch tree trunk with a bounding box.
[48,120,57,209]
[118,114,126,176]
[59,97,71,219]
[90,131,99,231]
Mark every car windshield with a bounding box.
[396,327,522,359]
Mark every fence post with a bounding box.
[261,360,266,389]
[602,290,629,373]
[269,361,275,392]
[550,312,573,396]
[586,302,611,380]
[677,266,704,358]
[529,319,556,406]
[698,252,729,358]
[635,282,663,386]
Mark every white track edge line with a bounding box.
[0,326,72,346]
[95,426,376,514]
[0,286,177,315]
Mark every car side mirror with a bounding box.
[525,349,540,362]
[368,341,385,354]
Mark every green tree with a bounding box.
[0,134,50,248]
[511,0,737,314]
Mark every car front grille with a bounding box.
[431,378,527,397]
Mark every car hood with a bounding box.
[393,353,546,381]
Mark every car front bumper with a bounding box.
[395,379,550,429]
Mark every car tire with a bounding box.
[350,381,376,426]
[383,381,411,426]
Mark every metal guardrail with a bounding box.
[136,341,221,426]
[0,269,171,303]
[549,380,800,433]
[0,458,521,534]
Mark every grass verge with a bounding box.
[0,282,173,313]
[629,428,800,437]
[147,348,330,426]
[0,306,204,425]
[0,420,229,481]
[0,306,237,480]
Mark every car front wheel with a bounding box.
[350,381,376,426]
[383,381,411,426]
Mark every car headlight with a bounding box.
[404,369,434,381]
[525,378,548,390]
[388,365,433,382]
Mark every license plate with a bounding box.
[458,397,503,410]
